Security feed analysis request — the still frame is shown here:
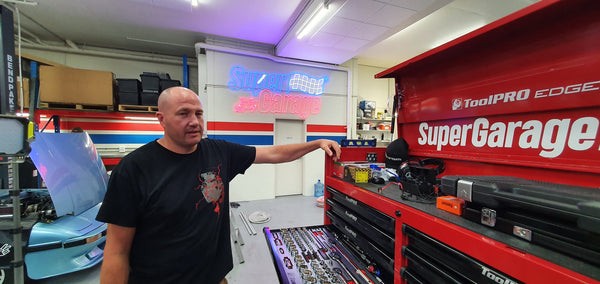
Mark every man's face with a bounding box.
[158,91,204,151]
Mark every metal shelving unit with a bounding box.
[355,117,393,145]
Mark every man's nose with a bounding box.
[187,115,198,126]
[189,115,202,126]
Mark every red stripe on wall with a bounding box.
[63,121,163,131]
[36,109,156,120]
[306,125,346,133]
[207,122,273,131]
[37,119,162,132]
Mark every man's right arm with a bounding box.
[100,223,136,284]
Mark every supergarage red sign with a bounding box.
[413,111,598,160]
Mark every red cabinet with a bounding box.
[324,1,600,282]
[324,147,598,283]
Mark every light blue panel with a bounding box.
[29,133,108,216]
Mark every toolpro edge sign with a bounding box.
[399,74,600,166]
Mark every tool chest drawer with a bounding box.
[327,211,395,278]
[327,186,395,236]
[327,198,394,256]
[401,224,521,284]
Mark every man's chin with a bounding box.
[186,133,202,143]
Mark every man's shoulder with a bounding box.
[200,138,253,151]
[200,138,234,148]
[120,140,159,163]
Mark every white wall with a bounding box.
[357,64,395,115]
[202,50,348,201]
[20,46,395,202]
[344,60,396,142]
[20,48,198,91]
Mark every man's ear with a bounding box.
[156,112,164,124]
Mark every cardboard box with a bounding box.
[39,66,115,106]
[16,77,30,108]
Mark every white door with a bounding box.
[274,119,304,196]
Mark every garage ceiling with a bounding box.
[6,0,537,68]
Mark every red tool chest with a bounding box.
[322,1,600,283]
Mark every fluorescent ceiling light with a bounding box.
[191,0,198,7]
[296,0,346,40]
[297,2,330,40]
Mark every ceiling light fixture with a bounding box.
[296,0,345,40]
[191,0,198,7]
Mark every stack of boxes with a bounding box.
[39,65,116,109]
[139,72,160,106]
[116,72,181,107]
[116,79,141,105]
[140,72,181,106]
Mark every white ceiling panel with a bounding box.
[335,0,385,22]
[351,23,389,41]
[321,17,363,37]
[9,0,538,68]
[379,0,438,11]
[309,32,344,48]
[334,37,370,52]
[368,5,416,28]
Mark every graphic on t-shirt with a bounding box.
[195,166,225,214]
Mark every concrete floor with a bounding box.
[35,195,324,284]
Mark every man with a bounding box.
[96,86,341,284]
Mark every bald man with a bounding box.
[96,87,341,284]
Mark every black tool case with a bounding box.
[441,175,600,265]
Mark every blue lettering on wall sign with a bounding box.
[227,66,328,96]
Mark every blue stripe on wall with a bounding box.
[89,134,343,145]
[307,136,346,143]
[89,134,162,144]
[208,135,273,145]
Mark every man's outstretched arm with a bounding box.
[254,139,341,164]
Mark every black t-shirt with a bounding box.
[96,139,256,284]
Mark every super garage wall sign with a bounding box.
[227,66,329,119]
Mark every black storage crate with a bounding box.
[140,73,160,93]
[159,79,181,91]
[117,92,140,105]
[140,92,159,106]
[116,78,141,94]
